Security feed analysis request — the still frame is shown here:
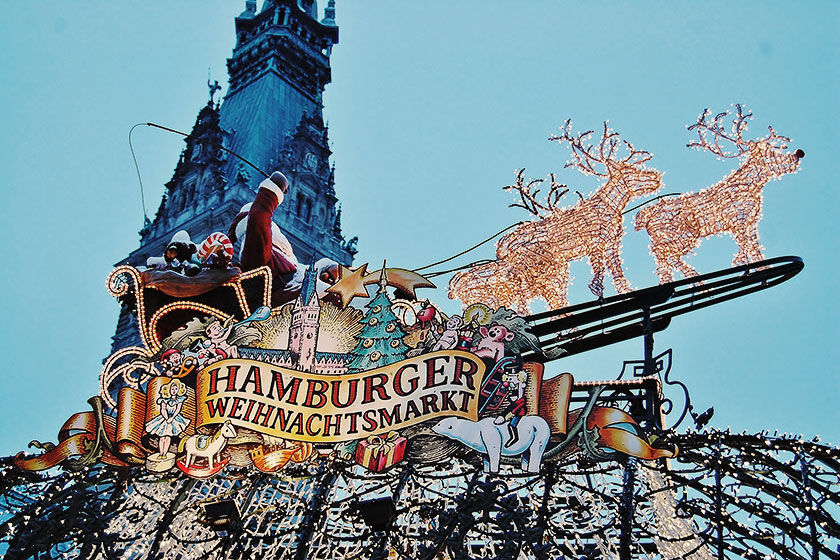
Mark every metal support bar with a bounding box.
[525,256,804,362]
[641,312,658,431]
[798,455,820,560]
[294,467,338,560]
[642,308,654,378]
[714,436,724,560]
[619,457,636,560]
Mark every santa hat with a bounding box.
[261,171,288,203]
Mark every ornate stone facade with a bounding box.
[243,263,352,375]
[288,263,325,372]
[112,0,355,352]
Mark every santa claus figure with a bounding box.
[228,171,339,306]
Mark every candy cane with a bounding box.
[197,232,234,263]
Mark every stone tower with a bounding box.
[112,0,356,352]
[288,262,321,372]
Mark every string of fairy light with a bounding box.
[443,108,802,313]
[2,430,836,559]
[449,120,662,314]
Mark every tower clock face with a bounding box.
[305,152,318,170]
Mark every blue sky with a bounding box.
[0,2,837,457]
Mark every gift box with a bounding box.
[355,432,407,472]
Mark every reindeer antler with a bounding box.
[503,168,569,217]
[551,120,651,174]
[687,104,753,158]
[764,125,792,149]
[620,139,653,166]
[545,173,570,209]
[550,120,604,176]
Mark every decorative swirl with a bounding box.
[106,265,158,351]
[390,301,418,327]
[107,265,141,298]
[99,346,155,409]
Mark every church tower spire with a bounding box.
[289,261,321,372]
[111,2,354,353]
[223,0,337,142]
[322,0,337,27]
[220,0,347,262]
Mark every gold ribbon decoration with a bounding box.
[14,398,137,471]
[15,378,199,472]
[587,406,677,460]
[250,441,314,473]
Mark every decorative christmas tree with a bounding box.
[346,267,407,373]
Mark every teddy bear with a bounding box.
[146,230,201,276]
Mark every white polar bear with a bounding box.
[432,415,551,473]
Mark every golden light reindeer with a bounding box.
[450,121,663,313]
[635,105,804,283]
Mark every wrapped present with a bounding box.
[355,432,407,472]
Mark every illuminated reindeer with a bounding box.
[450,121,663,313]
[635,105,805,283]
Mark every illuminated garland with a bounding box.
[2,431,837,559]
[106,265,271,353]
[450,121,663,313]
[635,105,804,283]
[98,346,156,409]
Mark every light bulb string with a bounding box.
[423,260,495,279]
[622,193,681,215]
[128,123,151,227]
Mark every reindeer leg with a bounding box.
[739,220,765,264]
[730,229,749,266]
[645,233,674,284]
[605,238,632,293]
[661,235,699,282]
[587,254,606,299]
[553,260,570,309]
[748,218,765,263]
[675,254,698,280]
[651,247,674,284]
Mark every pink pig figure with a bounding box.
[471,324,515,362]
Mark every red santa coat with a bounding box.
[229,172,300,305]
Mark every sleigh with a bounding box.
[107,265,272,352]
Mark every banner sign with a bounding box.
[16,262,677,478]
[195,352,484,442]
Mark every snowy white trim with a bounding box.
[259,173,288,204]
